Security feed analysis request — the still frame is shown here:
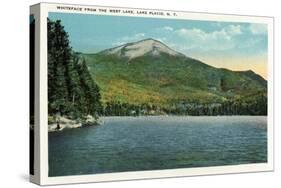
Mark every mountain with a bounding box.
[80,38,267,115]
[100,38,184,59]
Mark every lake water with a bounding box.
[48,116,267,177]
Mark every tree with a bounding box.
[47,19,102,120]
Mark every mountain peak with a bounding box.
[101,38,183,59]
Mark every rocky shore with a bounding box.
[48,115,102,132]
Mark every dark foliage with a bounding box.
[47,19,102,119]
[102,91,267,116]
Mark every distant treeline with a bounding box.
[101,92,267,116]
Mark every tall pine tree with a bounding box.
[47,19,101,119]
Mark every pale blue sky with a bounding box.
[48,12,268,78]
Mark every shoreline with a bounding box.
[48,115,267,132]
[100,115,267,119]
[48,115,102,132]
[100,115,267,117]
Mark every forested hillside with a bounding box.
[82,39,267,116]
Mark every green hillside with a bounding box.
[80,38,267,115]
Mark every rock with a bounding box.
[48,116,82,132]
[82,115,101,127]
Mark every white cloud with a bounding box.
[135,33,146,37]
[226,25,242,35]
[163,26,174,31]
[249,24,267,35]
[173,25,242,51]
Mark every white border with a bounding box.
[34,2,274,185]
